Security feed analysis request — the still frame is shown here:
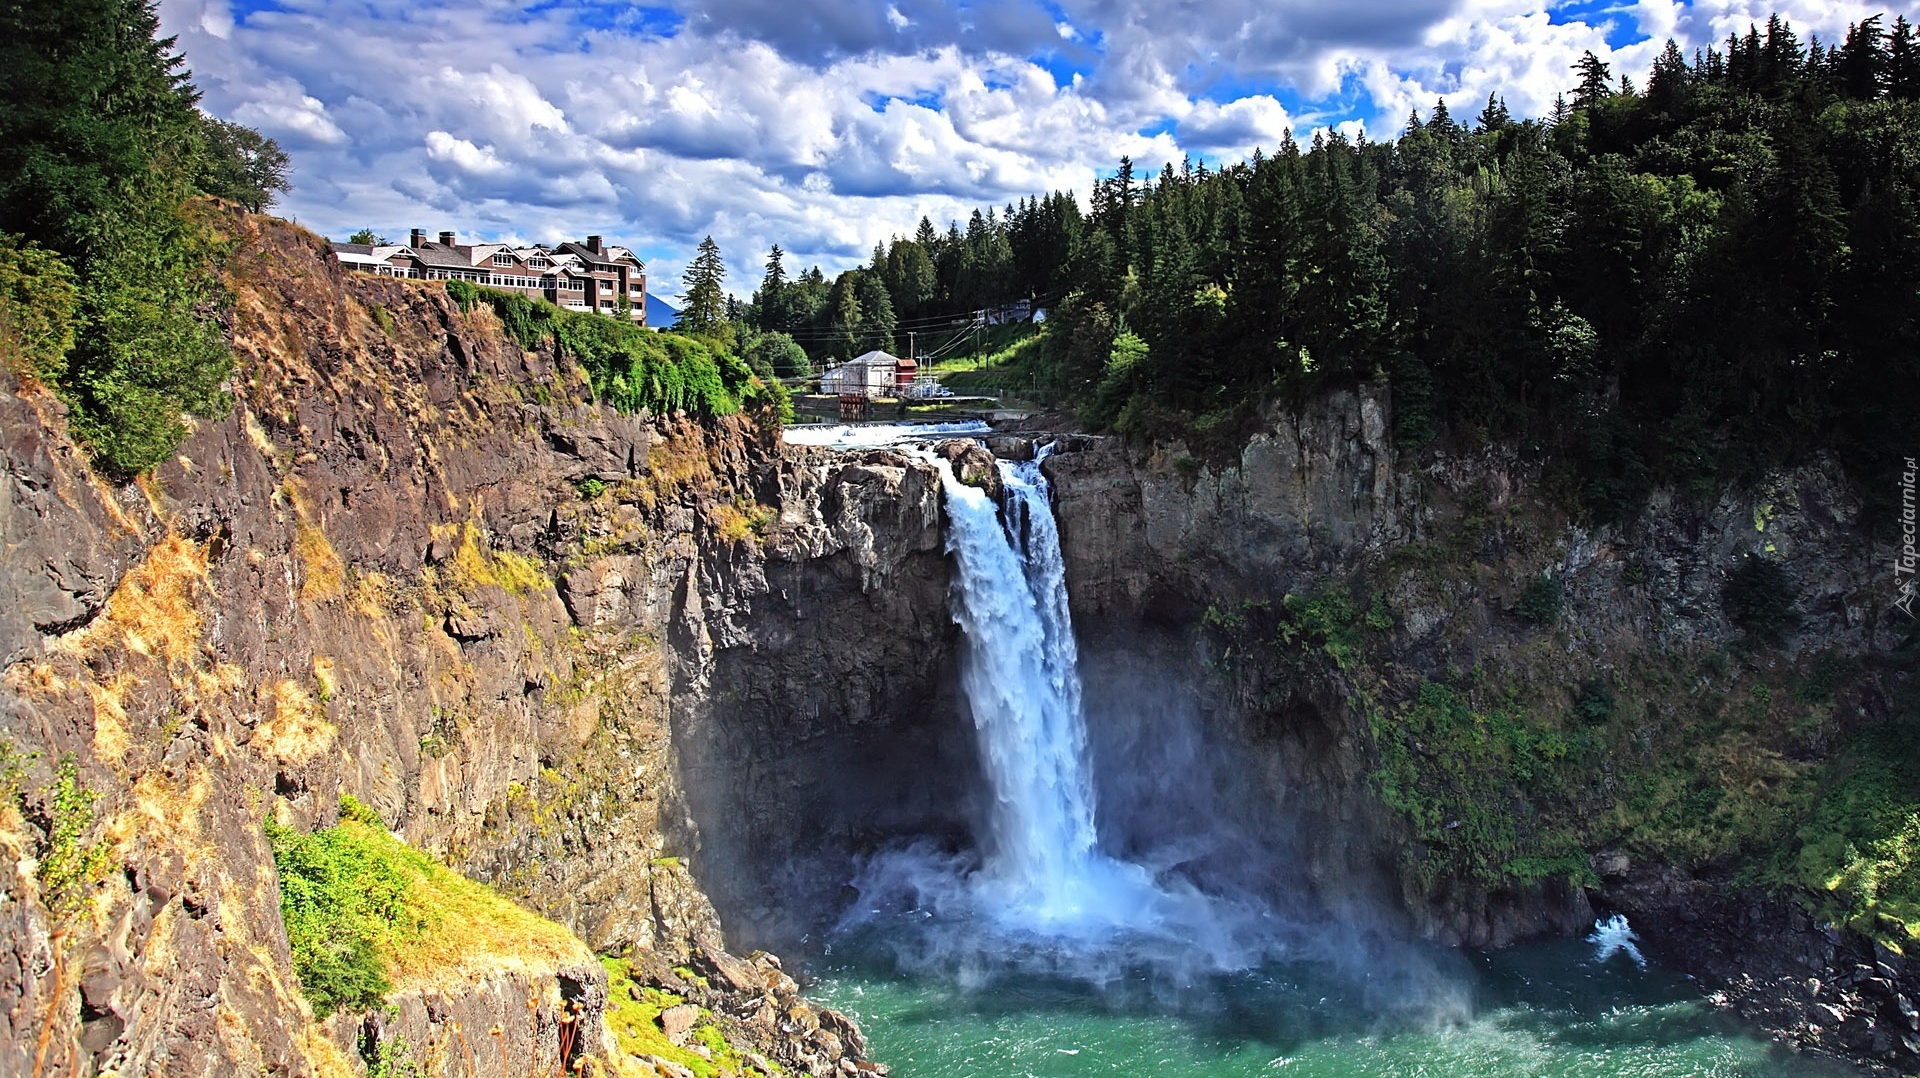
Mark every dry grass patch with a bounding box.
[86,672,135,764]
[6,662,68,697]
[56,533,208,664]
[296,1024,359,1078]
[377,822,591,992]
[106,766,215,866]
[348,568,397,619]
[295,520,346,602]
[710,499,775,544]
[433,520,551,597]
[256,679,337,766]
[311,656,340,701]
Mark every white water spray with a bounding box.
[944,449,1165,931]
[1587,914,1646,969]
[846,445,1259,977]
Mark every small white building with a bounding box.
[820,350,903,397]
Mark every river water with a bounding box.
[819,446,1843,1077]
[811,937,1847,1078]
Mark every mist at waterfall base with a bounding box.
[813,932,1847,1078]
[815,447,1843,1075]
[833,448,1461,1021]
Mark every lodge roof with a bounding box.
[406,241,474,269]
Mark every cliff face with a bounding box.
[5,213,1911,1077]
[1042,386,1914,1068]
[0,215,950,1077]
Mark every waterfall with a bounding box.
[838,441,1276,984]
[937,450,1149,929]
[912,447,1251,965]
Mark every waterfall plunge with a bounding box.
[843,447,1262,981]
[942,450,1162,931]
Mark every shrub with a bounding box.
[436,283,789,425]
[1722,554,1799,645]
[61,222,235,476]
[1368,680,1584,892]
[0,236,79,383]
[36,756,111,922]
[1574,677,1616,724]
[267,799,413,1017]
[743,330,810,378]
[443,278,481,311]
[268,792,589,1018]
[1518,574,1565,624]
[1784,724,1920,941]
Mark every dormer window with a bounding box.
[492,254,511,266]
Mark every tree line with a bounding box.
[740,12,1919,521]
[0,0,292,475]
[673,192,1082,381]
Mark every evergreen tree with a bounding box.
[1838,15,1887,99]
[855,272,897,353]
[1476,92,1513,132]
[0,0,239,474]
[824,272,865,359]
[1646,39,1692,114]
[676,236,727,335]
[195,114,291,211]
[1573,51,1614,108]
[1890,16,1919,99]
[754,244,789,331]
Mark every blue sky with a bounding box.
[159,0,1914,296]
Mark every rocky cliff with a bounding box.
[5,212,1913,1077]
[0,214,951,1077]
[1040,386,1915,1071]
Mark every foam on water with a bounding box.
[1587,914,1647,970]
[781,420,991,448]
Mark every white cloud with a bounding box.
[1177,95,1297,156]
[229,81,347,146]
[156,0,1901,296]
[424,131,507,174]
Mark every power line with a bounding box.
[758,307,992,341]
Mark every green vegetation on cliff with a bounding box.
[1788,722,1920,940]
[268,796,590,1018]
[1207,574,1920,941]
[601,957,762,1078]
[0,0,292,475]
[444,280,792,425]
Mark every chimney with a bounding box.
[410,228,425,248]
[439,230,456,247]
[587,235,604,255]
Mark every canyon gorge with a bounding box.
[1,213,1912,1077]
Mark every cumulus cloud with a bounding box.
[1177,95,1297,155]
[155,0,1906,295]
